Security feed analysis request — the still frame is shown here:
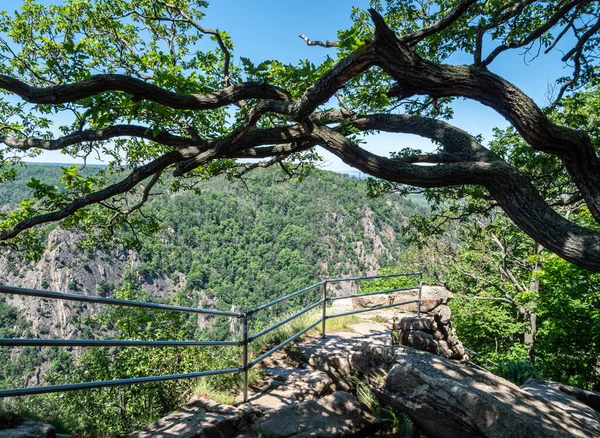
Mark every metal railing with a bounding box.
[0,271,422,401]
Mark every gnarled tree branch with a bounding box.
[0,75,291,108]
[298,34,339,47]
[368,8,600,223]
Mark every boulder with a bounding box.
[298,337,600,438]
[521,378,600,413]
[352,343,600,438]
[393,315,468,362]
[351,293,392,309]
[251,391,377,438]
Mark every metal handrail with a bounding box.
[326,299,420,319]
[325,272,421,283]
[248,319,322,367]
[326,286,417,301]
[0,284,243,317]
[464,347,499,367]
[248,300,323,342]
[246,281,324,315]
[0,271,422,401]
[0,339,241,347]
[0,367,242,398]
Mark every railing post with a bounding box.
[321,281,327,338]
[417,271,423,318]
[242,314,249,403]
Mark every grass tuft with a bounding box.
[194,379,236,405]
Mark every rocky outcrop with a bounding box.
[126,397,260,438]
[0,229,186,342]
[130,391,378,438]
[299,336,600,438]
[252,391,377,438]
[392,315,468,362]
[351,285,452,314]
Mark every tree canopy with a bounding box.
[0,0,599,270]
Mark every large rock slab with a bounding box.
[521,378,600,413]
[126,397,260,438]
[239,366,332,412]
[299,336,600,438]
[520,379,600,424]
[251,391,377,438]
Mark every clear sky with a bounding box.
[2,0,577,171]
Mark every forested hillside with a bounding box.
[0,164,425,389]
[1,164,424,300]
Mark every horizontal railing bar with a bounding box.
[249,300,323,342]
[326,299,419,319]
[327,287,418,301]
[464,347,499,367]
[248,319,322,368]
[468,360,491,373]
[325,272,421,283]
[0,367,242,398]
[247,281,325,315]
[0,284,243,318]
[0,339,241,347]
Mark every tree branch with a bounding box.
[298,34,339,48]
[544,3,584,54]
[0,125,207,150]
[481,0,589,66]
[400,0,478,46]
[310,122,600,271]
[368,8,600,222]
[0,75,291,109]
[158,1,232,86]
[551,16,600,104]
[0,148,199,241]
[561,15,600,62]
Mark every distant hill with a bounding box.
[0,164,428,386]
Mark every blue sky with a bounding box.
[2,0,577,171]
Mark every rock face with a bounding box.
[126,397,260,438]
[299,336,600,438]
[252,391,377,438]
[0,229,187,339]
[392,315,468,362]
[0,229,216,386]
